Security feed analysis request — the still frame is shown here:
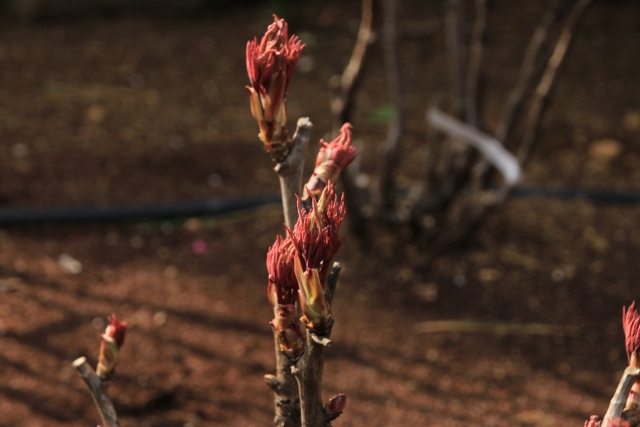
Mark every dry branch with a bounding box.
[329,0,375,243]
[495,0,560,144]
[379,0,406,210]
[471,0,560,187]
[445,0,467,119]
[464,0,486,127]
[518,0,593,164]
[72,357,120,427]
[329,0,374,132]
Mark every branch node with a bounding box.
[311,333,333,347]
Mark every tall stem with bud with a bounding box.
[247,16,355,427]
[73,314,127,427]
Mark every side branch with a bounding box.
[275,117,313,229]
[495,0,560,144]
[471,0,559,187]
[464,0,486,127]
[445,0,467,118]
[379,0,406,210]
[518,0,592,164]
[72,357,120,427]
[330,0,375,131]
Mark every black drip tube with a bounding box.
[0,187,637,225]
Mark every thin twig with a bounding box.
[292,263,342,427]
[379,0,406,210]
[496,0,560,144]
[464,0,487,127]
[603,366,640,423]
[274,117,313,229]
[73,357,120,427]
[329,0,375,244]
[330,0,375,132]
[445,0,467,119]
[471,0,560,187]
[518,0,593,164]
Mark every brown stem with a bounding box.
[518,0,592,164]
[72,357,120,427]
[471,0,559,188]
[379,0,405,210]
[464,0,486,128]
[329,0,375,244]
[292,264,342,427]
[275,117,313,229]
[268,117,313,427]
[603,366,640,424]
[495,0,560,145]
[330,0,375,132]
[445,0,467,119]
[265,336,301,427]
[293,333,329,427]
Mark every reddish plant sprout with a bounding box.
[267,235,304,358]
[585,415,601,427]
[267,235,297,307]
[623,302,640,411]
[304,123,357,198]
[246,15,304,162]
[270,304,305,359]
[288,182,346,285]
[287,183,346,331]
[96,314,127,379]
[325,393,347,415]
[624,302,640,366]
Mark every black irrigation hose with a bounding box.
[0,186,637,225]
[511,186,640,204]
[0,194,281,225]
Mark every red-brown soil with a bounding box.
[1,1,640,426]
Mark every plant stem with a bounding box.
[275,117,313,230]
[292,263,342,427]
[604,366,640,423]
[268,117,312,427]
[72,357,120,427]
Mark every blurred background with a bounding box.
[0,0,639,426]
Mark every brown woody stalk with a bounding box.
[518,0,593,164]
[330,0,374,132]
[275,118,313,230]
[292,263,342,427]
[445,0,467,119]
[379,0,406,210]
[329,0,375,242]
[471,0,559,187]
[267,117,313,427]
[464,0,486,128]
[72,357,120,427]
